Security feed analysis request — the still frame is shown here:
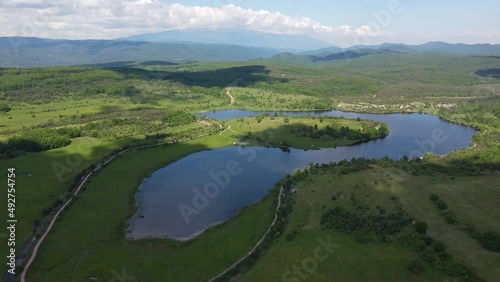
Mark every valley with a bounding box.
[0,42,499,282]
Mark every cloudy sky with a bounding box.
[1,0,499,46]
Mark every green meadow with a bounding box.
[0,53,498,281]
[239,165,500,281]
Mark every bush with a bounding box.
[429,194,439,201]
[433,241,447,253]
[0,103,11,113]
[285,230,298,241]
[444,214,457,224]
[445,259,467,276]
[415,221,428,234]
[421,249,438,263]
[479,230,500,252]
[161,110,195,127]
[407,259,424,274]
[438,252,452,262]
[354,231,371,243]
[436,200,448,210]
[414,240,427,252]
[421,234,433,245]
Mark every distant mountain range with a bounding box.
[305,42,500,56]
[0,37,283,67]
[122,28,332,51]
[0,29,499,68]
[124,29,500,55]
[271,42,500,64]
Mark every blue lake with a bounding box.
[127,109,476,240]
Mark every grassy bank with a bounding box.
[0,137,134,274]
[24,135,282,281]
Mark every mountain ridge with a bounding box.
[1,34,499,68]
[122,28,333,51]
[0,37,284,67]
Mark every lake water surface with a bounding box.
[127,110,476,240]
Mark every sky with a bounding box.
[0,0,499,46]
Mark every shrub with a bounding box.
[421,249,438,263]
[0,103,11,113]
[445,259,467,276]
[433,241,446,253]
[414,240,427,252]
[421,234,433,245]
[161,110,195,127]
[444,214,457,224]
[415,221,428,234]
[285,230,298,241]
[436,200,448,210]
[438,252,452,262]
[479,230,500,252]
[407,259,424,274]
[354,231,371,243]
[429,194,439,201]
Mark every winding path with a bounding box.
[20,131,219,281]
[20,172,92,282]
[226,87,234,105]
[207,186,284,282]
[20,145,143,282]
[21,124,279,282]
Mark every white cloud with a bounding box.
[0,1,390,44]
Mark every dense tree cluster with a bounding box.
[0,67,226,104]
[161,110,196,127]
[0,128,74,158]
[320,206,412,242]
[293,123,388,141]
[191,86,223,98]
[253,75,380,97]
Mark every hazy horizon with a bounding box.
[1,1,499,48]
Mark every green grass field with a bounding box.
[0,54,498,281]
[0,137,135,270]
[238,166,500,281]
[239,230,449,282]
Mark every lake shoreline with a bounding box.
[129,109,476,241]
